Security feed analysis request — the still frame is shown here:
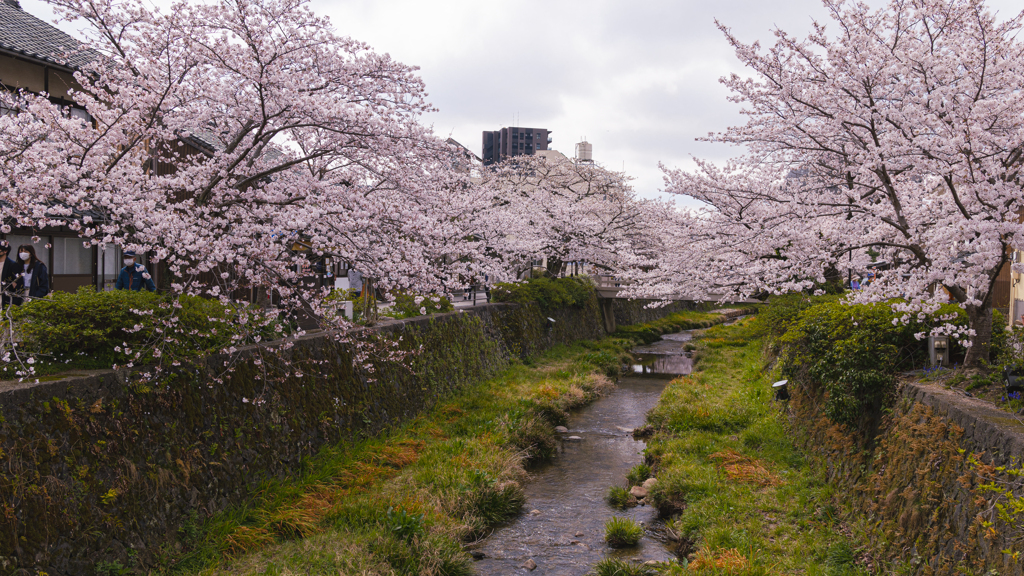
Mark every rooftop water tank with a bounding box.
[575,141,593,162]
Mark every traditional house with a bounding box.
[0,0,130,292]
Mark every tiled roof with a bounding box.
[0,2,94,69]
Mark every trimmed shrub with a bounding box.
[384,291,454,319]
[12,288,164,366]
[10,287,280,371]
[749,292,841,342]
[490,276,595,312]
[773,296,966,427]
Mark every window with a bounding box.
[67,107,91,122]
[5,235,49,267]
[53,237,92,274]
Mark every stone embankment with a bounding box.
[0,296,704,575]
[795,377,1024,575]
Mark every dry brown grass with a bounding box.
[709,449,781,487]
[370,440,424,469]
[223,526,275,557]
[589,373,615,394]
[258,494,329,539]
[565,384,586,403]
[688,547,749,572]
[534,383,561,400]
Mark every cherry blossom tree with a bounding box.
[474,151,666,280]
[0,0,534,382]
[646,0,1024,365]
[0,0,496,323]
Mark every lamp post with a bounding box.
[772,380,789,401]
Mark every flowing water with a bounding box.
[469,332,693,575]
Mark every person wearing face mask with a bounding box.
[13,245,50,301]
[0,241,19,306]
[115,250,156,292]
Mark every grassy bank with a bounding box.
[158,341,623,575]
[155,309,725,576]
[624,318,872,576]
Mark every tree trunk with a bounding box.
[545,257,564,278]
[362,277,377,324]
[964,302,993,367]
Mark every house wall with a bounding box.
[0,53,44,92]
[0,53,82,100]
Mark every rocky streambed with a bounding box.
[468,332,693,574]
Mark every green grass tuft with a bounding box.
[605,485,635,509]
[604,516,643,548]
[626,463,651,487]
[590,558,657,576]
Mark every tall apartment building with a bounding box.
[481,126,551,166]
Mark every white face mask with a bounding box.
[123,258,134,266]
[19,252,29,261]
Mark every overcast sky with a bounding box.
[21,0,1024,206]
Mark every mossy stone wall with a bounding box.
[608,299,698,327]
[791,381,1024,575]
[0,295,687,575]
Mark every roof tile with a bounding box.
[0,2,93,69]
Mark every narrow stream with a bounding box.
[469,332,693,575]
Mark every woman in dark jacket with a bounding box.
[14,244,49,301]
[0,241,19,306]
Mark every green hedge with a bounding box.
[385,291,453,319]
[324,289,453,322]
[761,295,967,427]
[9,288,279,374]
[489,277,595,313]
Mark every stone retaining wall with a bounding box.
[793,379,1024,575]
[0,294,695,575]
[0,300,611,575]
[609,299,698,328]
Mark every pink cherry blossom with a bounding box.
[634,0,1024,366]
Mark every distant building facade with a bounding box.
[481,126,551,166]
[445,137,483,177]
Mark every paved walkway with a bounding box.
[451,289,490,308]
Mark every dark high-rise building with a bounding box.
[482,127,551,166]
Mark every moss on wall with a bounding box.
[609,299,699,327]
[0,297,629,575]
[790,381,1024,575]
